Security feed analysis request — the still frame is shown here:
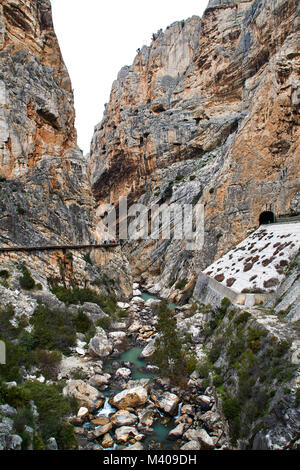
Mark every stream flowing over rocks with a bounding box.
[60,287,229,451]
[0,0,299,453]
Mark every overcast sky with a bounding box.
[50,0,208,154]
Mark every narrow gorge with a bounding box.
[0,0,299,452]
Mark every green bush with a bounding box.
[22,381,78,448]
[234,311,251,327]
[19,268,35,290]
[208,336,224,363]
[0,270,10,279]
[31,304,76,354]
[222,396,241,423]
[73,310,94,335]
[33,432,45,450]
[34,350,62,380]
[57,422,77,449]
[175,279,188,290]
[50,285,119,317]
[0,305,19,340]
[152,301,187,383]
[96,316,111,330]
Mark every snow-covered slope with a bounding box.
[204,223,300,294]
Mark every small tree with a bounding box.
[152,301,187,383]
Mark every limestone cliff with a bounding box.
[0,0,131,295]
[89,0,300,297]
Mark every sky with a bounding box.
[50,0,208,154]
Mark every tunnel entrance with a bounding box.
[259,211,276,225]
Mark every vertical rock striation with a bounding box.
[0,0,132,295]
[89,0,300,292]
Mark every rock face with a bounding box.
[0,0,132,298]
[89,15,202,205]
[89,0,300,292]
[0,0,93,245]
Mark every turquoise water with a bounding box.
[117,347,156,380]
[141,292,180,311]
[99,346,179,450]
[144,419,176,450]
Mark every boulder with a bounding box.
[109,331,127,347]
[156,392,180,416]
[115,368,132,380]
[114,426,141,444]
[93,423,113,438]
[138,409,155,428]
[0,405,17,418]
[88,328,113,358]
[133,289,142,296]
[47,437,58,450]
[76,347,86,356]
[102,433,114,449]
[197,429,214,449]
[131,297,144,305]
[197,395,212,408]
[168,423,186,440]
[180,440,201,450]
[145,298,161,308]
[117,302,130,310]
[5,434,23,450]
[81,302,108,323]
[139,337,157,359]
[89,374,111,388]
[91,417,110,426]
[112,386,148,410]
[0,418,14,434]
[77,407,89,419]
[128,320,143,333]
[63,380,103,411]
[126,442,144,450]
[183,428,214,449]
[111,410,138,427]
[181,404,194,416]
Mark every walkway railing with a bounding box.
[0,242,120,253]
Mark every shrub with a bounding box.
[33,432,45,450]
[152,301,187,383]
[73,310,94,335]
[0,305,18,339]
[208,338,224,364]
[175,279,188,290]
[19,268,35,290]
[50,285,119,318]
[31,304,76,354]
[234,311,251,327]
[214,274,225,282]
[21,381,77,448]
[34,350,62,380]
[57,422,77,450]
[96,316,111,330]
[0,270,10,279]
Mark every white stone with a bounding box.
[117,302,130,309]
[115,368,132,379]
[76,347,86,356]
[77,407,89,419]
[133,289,142,296]
[131,296,144,305]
